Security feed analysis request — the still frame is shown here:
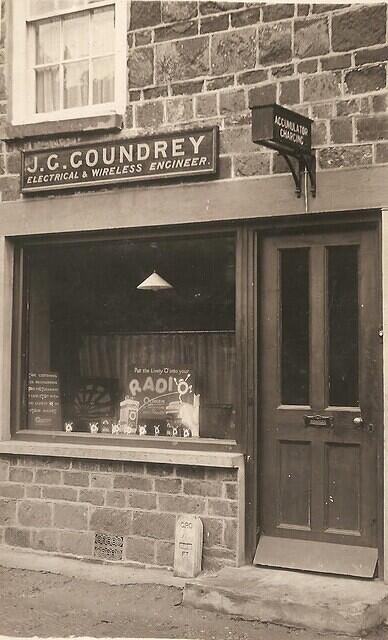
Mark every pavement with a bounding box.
[0,566,388,639]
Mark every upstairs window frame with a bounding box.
[11,0,127,125]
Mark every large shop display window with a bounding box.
[21,235,236,440]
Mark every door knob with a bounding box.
[353,416,363,426]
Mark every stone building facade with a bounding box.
[0,2,388,198]
[0,1,387,582]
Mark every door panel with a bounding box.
[259,229,380,558]
[324,443,361,534]
[278,440,311,529]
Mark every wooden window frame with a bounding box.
[10,0,127,126]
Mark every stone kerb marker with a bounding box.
[174,514,203,578]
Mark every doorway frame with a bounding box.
[243,209,384,579]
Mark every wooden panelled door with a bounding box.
[255,227,381,577]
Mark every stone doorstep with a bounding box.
[183,565,388,636]
[0,545,186,588]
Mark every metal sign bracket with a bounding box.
[279,150,316,199]
[249,103,317,202]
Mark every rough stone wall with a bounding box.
[0,455,239,570]
[0,2,388,201]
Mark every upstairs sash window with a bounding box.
[12,1,126,124]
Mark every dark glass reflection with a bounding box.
[328,246,359,407]
[281,248,310,405]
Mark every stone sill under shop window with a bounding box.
[13,430,238,453]
[2,113,123,141]
[0,438,243,469]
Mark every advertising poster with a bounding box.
[122,366,200,437]
[28,372,62,430]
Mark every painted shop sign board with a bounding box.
[21,127,218,193]
[251,103,312,157]
[28,372,62,430]
[174,514,203,578]
[121,365,200,437]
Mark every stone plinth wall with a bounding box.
[0,455,239,570]
[1,2,388,200]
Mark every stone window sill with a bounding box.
[0,439,244,469]
[2,113,124,141]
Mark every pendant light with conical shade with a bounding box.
[137,270,173,291]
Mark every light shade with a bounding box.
[137,270,173,291]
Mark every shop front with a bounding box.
[0,147,385,579]
[1,0,388,586]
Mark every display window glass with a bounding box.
[19,234,236,441]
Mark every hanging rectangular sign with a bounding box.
[21,127,218,193]
[251,103,312,156]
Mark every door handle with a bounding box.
[352,416,375,433]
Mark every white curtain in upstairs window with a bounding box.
[92,6,115,104]
[93,56,114,104]
[36,66,60,113]
[92,6,114,55]
[64,61,89,108]
[63,13,88,60]
[35,18,60,113]
[36,19,59,65]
